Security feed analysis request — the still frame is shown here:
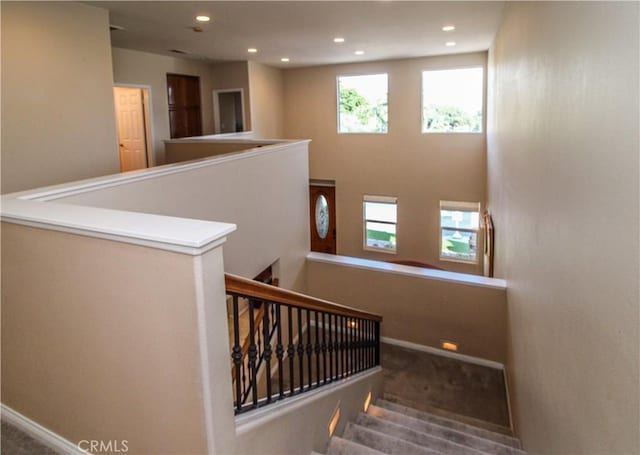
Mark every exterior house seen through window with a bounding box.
[422,67,483,133]
[363,195,397,253]
[440,201,480,263]
[338,74,388,133]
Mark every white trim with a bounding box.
[192,256,216,453]
[213,88,247,134]
[306,252,507,290]
[381,336,504,370]
[1,198,236,256]
[235,367,382,434]
[503,368,515,430]
[1,404,86,454]
[363,195,397,204]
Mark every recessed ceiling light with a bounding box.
[445,41,456,47]
[334,37,345,43]
[281,57,290,62]
[354,50,364,55]
[247,48,258,53]
[442,25,455,32]
[195,15,210,22]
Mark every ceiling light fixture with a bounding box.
[333,37,345,43]
[247,48,258,53]
[354,50,364,55]
[445,41,456,47]
[281,57,290,62]
[442,25,455,31]
[195,15,210,22]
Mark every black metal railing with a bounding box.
[226,274,382,415]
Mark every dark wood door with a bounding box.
[166,74,202,138]
[310,185,336,254]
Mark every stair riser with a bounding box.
[377,399,521,449]
[344,423,440,455]
[356,414,487,455]
[368,406,523,455]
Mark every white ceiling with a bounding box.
[93,1,505,68]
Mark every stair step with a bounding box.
[365,406,525,455]
[326,436,386,455]
[382,393,513,436]
[343,423,440,455]
[377,399,521,449]
[355,413,487,455]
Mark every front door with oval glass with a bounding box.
[309,185,336,254]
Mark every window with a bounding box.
[440,201,480,263]
[363,195,397,253]
[337,74,388,133]
[422,67,483,133]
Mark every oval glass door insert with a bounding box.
[315,194,329,239]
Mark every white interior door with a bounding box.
[114,87,148,172]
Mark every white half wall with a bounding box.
[55,142,311,290]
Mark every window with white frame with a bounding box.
[439,201,480,262]
[337,74,388,133]
[363,195,397,252]
[422,67,483,133]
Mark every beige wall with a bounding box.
[112,47,217,165]
[1,2,119,194]
[487,2,639,453]
[211,61,252,132]
[1,223,210,454]
[248,62,285,138]
[58,144,310,291]
[284,53,487,275]
[306,261,507,363]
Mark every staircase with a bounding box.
[327,394,525,455]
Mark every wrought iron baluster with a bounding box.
[341,315,346,378]
[328,313,333,382]
[306,310,313,389]
[275,304,284,399]
[287,306,294,396]
[297,308,304,392]
[263,302,272,403]
[247,299,259,408]
[314,311,320,387]
[322,312,328,384]
[375,321,380,366]
[231,295,242,412]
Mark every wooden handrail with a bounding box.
[225,273,383,322]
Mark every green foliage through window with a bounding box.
[338,74,388,133]
[422,68,483,133]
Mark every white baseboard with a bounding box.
[1,404,85,454]
[381,336,505,370]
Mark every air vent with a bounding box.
[109,24,125,31]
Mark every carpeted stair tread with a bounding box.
[376,398,520,448]
[382,393,514,437]
[366,405,525,455]
[343,422,441,455]
[355,413,486,455]
[326,436,386,455]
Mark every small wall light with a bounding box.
[328,406,341,436]
[364,392,372,412]
[441,340,459,352]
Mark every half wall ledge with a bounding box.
[306,252,507,290]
